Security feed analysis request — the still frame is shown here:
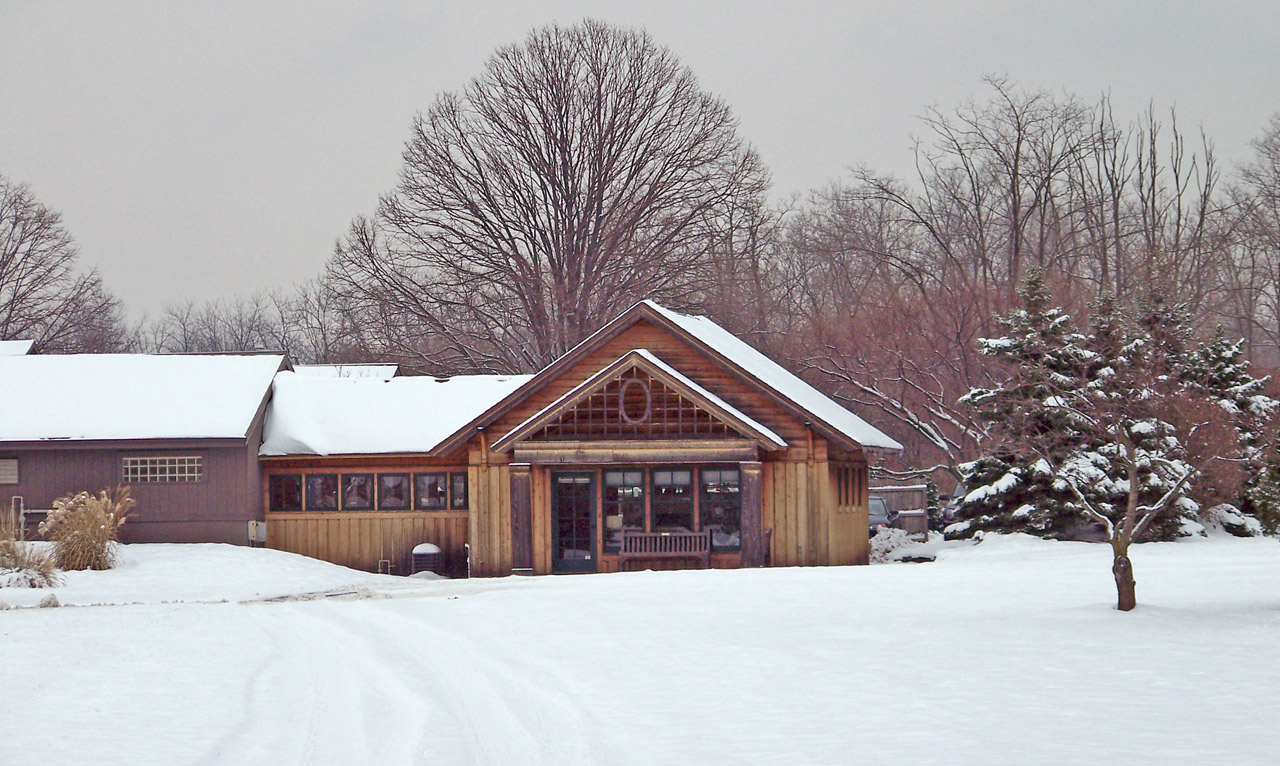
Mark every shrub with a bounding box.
[1204,503,1263,538]
[0,540,62,588]
[870,527,917,564]
[1,512,62,588]
[39,486,136,571]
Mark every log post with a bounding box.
[740,461,765,567]
[510,463,533,574]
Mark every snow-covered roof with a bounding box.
[0,339,34,355]
[293,364,399,380]
[0,353,285,442]
[260,371,533,456]
[496,349,787,450]
[642,301,903,451]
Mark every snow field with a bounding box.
[1,536,1278,765]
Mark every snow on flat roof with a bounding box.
[0,353,285,442]
[642,301,903,451]
[0,339,34,355]
[261,371,533,456]
[293,364,399,380]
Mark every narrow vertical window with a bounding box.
[603,470,645,551]
[651,468,694,531]
[449,472,469,510]
[700,468,741,550]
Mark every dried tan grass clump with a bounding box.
[0,539,62,588]
[39,486,136,571]
[1,512,62,588]
[0,510,19,543]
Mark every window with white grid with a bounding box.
[121,456,203,483]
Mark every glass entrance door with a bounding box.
[552,471,596,574]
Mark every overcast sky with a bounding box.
[2,1,1277,317]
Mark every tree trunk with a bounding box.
[1112,548,1136,611]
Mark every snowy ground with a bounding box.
[2,536,1278,765]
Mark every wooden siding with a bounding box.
[266,510,468,575]
[488,319,820,450]
[466,445,515,577]
[261,457,473,574]
[259,318,876,575]
[465,318,874,575]
[2,440,261,544]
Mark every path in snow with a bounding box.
[1,536,1278,765]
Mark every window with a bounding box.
[701,468,741,550]
[269,474,302,511]
[0,458,17,485]
[122,456,202,483]
[379,473,411,510]
[306,474,339,510]
[651,468,694,531]
[449,472,469,510]
[603,470,645,551]
[342,474,374,510]
[415,472,447,510]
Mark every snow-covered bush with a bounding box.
[1203,504,1263,538]
[0,541,62,588]
[870,527,916,563]
[1,514,61,588]
[1243,461,1280,536]
[40,486,135,571]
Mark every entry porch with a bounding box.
[508,459,767,575]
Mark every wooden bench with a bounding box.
[617,529,711,571]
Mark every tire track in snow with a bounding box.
[310,598,607,765]
[194,596,606,765]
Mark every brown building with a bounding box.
[3,303,900,575]
[260,301,901,576]
[0,353,287,543]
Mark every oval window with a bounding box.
[619,377,652,424]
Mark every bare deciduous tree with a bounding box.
[0,174,128,352]
[328,19,770,373]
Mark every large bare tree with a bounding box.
[0,174,127,352]
[329,19,769,373]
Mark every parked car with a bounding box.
[868,495,898,537]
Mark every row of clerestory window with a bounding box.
[269,471,468,512]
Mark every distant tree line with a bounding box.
[4,22,1280,497]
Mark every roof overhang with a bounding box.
[428,300,898,457]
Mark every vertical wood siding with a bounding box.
[3,442,260,544]
[266,511,468,575]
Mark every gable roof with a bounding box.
[492,349,787,452]
[0,353,287,442]
[639,302,902,452]
[0,339,34,355]
[430,301,901,456]
[260,371,532,456]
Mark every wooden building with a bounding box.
[260,302,901,576]
[0,353,286,543]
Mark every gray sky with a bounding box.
[2,1,1277,317]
